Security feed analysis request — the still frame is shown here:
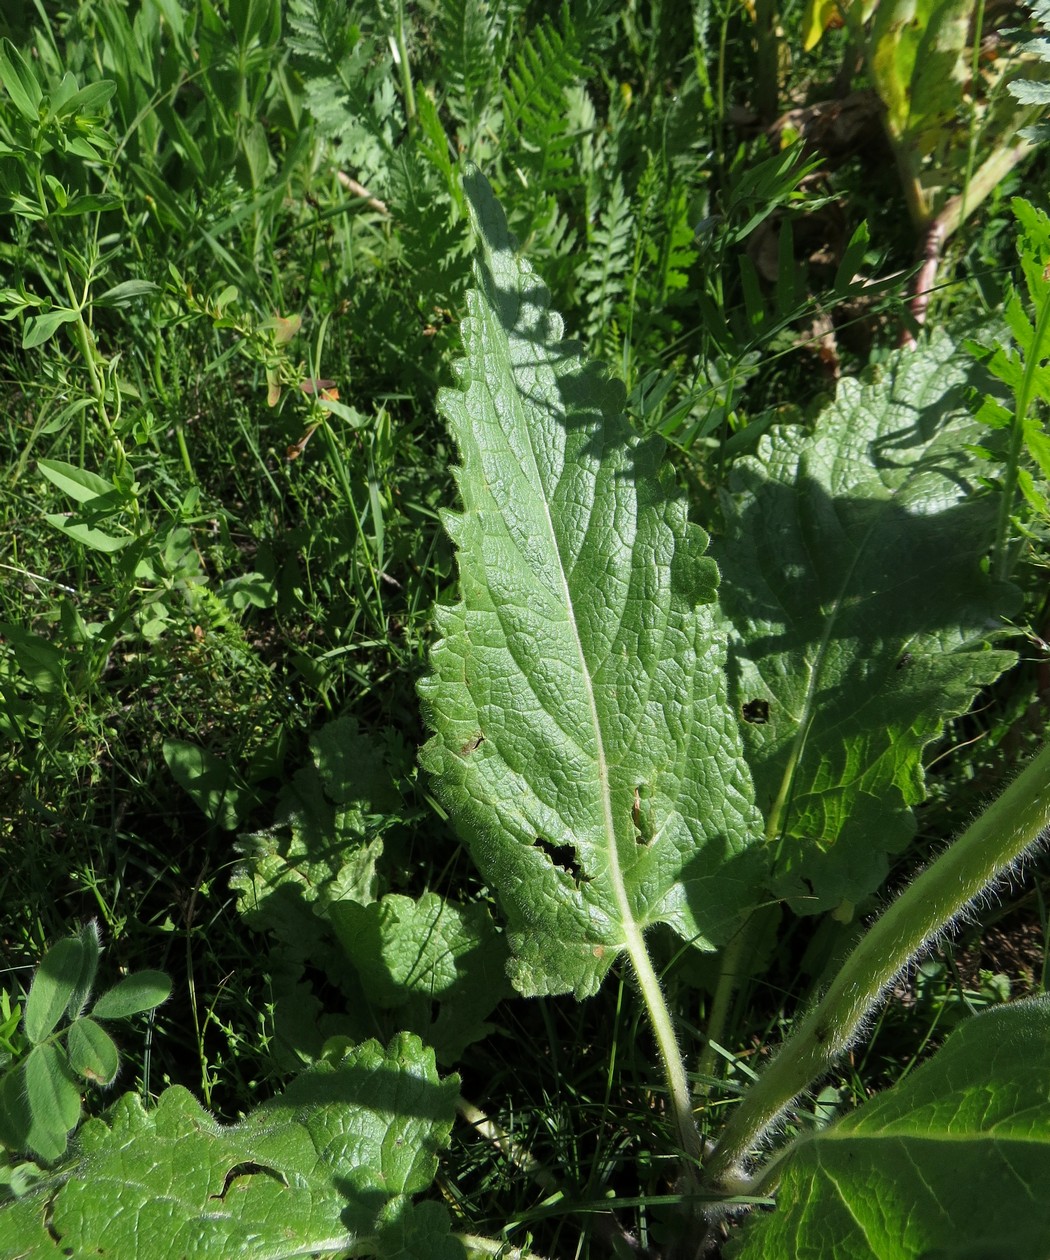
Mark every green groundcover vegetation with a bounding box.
[3,1,1050,1256]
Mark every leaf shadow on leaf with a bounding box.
[716,389,1019,911]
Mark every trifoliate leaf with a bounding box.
[716,332,1018,911]
[419,167,764,999]
[24,937,85,1044]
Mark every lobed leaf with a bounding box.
[731,998,1050,1259]
[0,1035,461,1259]
[419,167,764,999]
[329,892,511,1063]
[715,332,1018,912]
[235,719,505,1065]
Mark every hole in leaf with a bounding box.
[632,784,655,844]
[534,836,586,886]
[212,1162,287,1201]
[742,699,770,724]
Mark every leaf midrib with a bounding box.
[493,309,635,950]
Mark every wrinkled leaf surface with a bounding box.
[419,168,763,998]
[0,1034,460,1259]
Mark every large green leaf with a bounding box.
[418,168,763,999]
[730,998,1050,1259]
[715,332,1017,912]
[0,1034,461,1259]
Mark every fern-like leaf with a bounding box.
[500,2,613,192]
[286,0,401,191]
[581,175,635,347]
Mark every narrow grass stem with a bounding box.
[694,917,753,1100]
[391,0,417,128]
[704,742,1050,1191]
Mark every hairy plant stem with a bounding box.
[627,929,704,1175]
[704,742,1050,1191]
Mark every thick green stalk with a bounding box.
[704,742,1050,1190]
[626,928,704,1171]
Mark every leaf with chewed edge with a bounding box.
[419,167,764,999]
[0,1033,461,1259]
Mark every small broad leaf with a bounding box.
[24,938,85,1044]
[0,37,42,123]
[419,167,764,999]
[44,514,130,552]
[163,738,257,830]
[37,461,112,504]
[91,972,170,1021]
[66,920,101,1021]
[22,308,81,349]
[0,1035,461,1259]
[23,1045,81,1159]
[66,1018,119,1086]
[52,77,116,120]
[93,279,160,308]
[731,998,1050,1259]
[329,892,511,1063]
[715,332,1018,911]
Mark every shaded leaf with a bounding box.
[731,999,1050,1259]
[329,892,511,1063]
[716,333,1018,911]
[163,738,257,830]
